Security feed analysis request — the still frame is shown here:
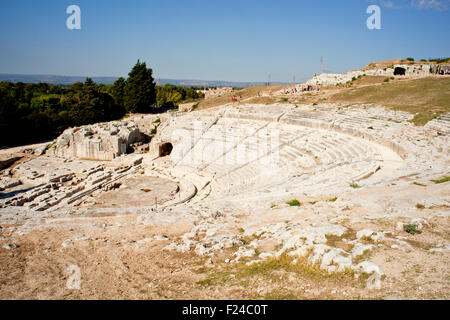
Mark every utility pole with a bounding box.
[320,56,323,75]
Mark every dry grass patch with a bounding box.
[325,231,356,252]
[404,238,434,250]
[245,96,279,105]
[329,77,450,125]
[264,288,298,300]
[350,76,388,86]
[196,85,287,110]
[195,253,360,297]
[326,237,354,252]
[352,249,373,264]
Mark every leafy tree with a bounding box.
[112,77,126,107]
[0,88,18,141]
[0,60,187,146]
[124,60,156,113]
[156,84,204,107]
[0,78,127,147]
[49,85,63,94]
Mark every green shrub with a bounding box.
[431,176,450,184]
[428,57,449,64]
[286,199,301,206]
[403,224,422,235]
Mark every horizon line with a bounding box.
[0,72,291,84]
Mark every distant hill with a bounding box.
[157,79,289,88]
[0,74,288,88]
[0,74,118,86]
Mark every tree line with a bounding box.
[0,60,204,147]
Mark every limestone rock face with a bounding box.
[0,156,23,170]
[303,64,433,87]
[0,177,21,191]
[49,121,145,160]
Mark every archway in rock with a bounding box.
[394,67,406,76]
[159,142,173,157]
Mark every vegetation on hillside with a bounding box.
[329,77,450,125]
[0,78,124,147]
[156,84,204,108]
[0,60,204,147]
[427,57,450,64]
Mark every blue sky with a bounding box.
[0,0,449,82]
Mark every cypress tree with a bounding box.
[124,60,156,113]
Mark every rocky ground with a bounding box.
[0,97,448,299]
[0,183,448,299]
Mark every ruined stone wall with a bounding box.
[304,64,433,87]
[48,121,145,160]
[199,87,233,99]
